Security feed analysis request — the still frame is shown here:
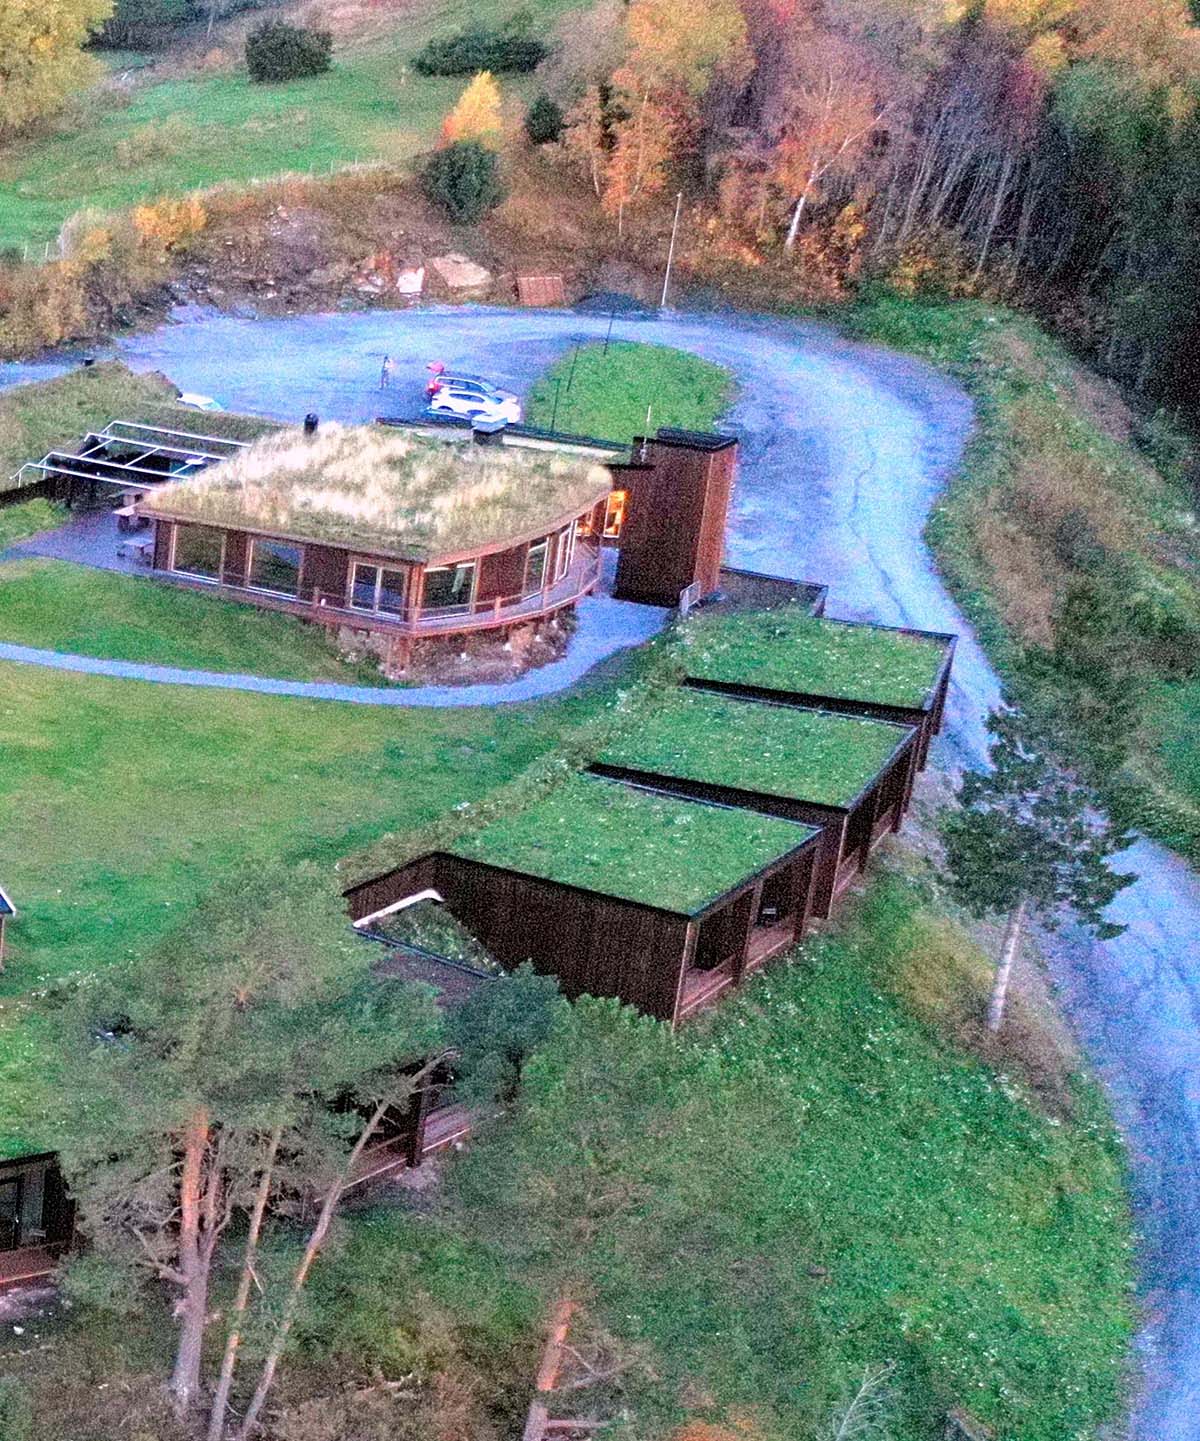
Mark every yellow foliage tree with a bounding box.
[624,0,751,98]
[440,70,504,150]
[0,0,114,137]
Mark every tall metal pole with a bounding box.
[550,376,563,433]
[660,191,683,311]
[603,307,616,356]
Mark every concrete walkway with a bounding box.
[0,589,668,706]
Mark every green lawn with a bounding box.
[682,605,949,709]
[525,341,734,444]
[597,686,910,807]
[0,557,392,682]
[1144,680,1200,807]
[0,0,584,249]
[427,876,1136,1441]
[0,499,64,548]
[0,659,603,1154]
[448,772,814,914]
[0,363,178,492]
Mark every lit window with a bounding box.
[173,524,223,580]
[603,490,627,538]
[249,539,302,595]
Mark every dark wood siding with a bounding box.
[477,543,528,604]
[613,437,737,606]
[303,544,350,603]
[344,855,444,924]
[221,531,249,587]
[433,855,692,1022]
[152,520,173,571]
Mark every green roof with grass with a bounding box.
[117,402,286,446]
[597,688,912,808]
[143,422,612,560]
[682,604,950,709]
[448,774,815,915]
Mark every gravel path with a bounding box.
[2,304,1196,1435]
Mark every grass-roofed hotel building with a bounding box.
[138,422,615,670]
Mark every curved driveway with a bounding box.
[3,306,1196,1435]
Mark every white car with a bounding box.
[429,384,522,426]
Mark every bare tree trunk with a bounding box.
[971,149,1015,284]
[233,1100,391,1440]
[987,896,1026,1033]
[207,1128,283,1441]
[170,1109,211,1417]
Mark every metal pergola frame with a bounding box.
[8,416,252,493]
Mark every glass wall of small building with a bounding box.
[0,1154,69,1253]
[164,514,589,620]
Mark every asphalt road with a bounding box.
[4,305,1196,1434]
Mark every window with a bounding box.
[603,490,627,538]
[554,523,575,581]
[350,562,410,615]
[249,539,302,596]
[422,562,476,611]
[172,524,223,580]
[524,539,549,594]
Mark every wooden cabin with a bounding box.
[136,423,614,670]
[612,430,738,607]
[0,884,13,969]
[590,689,919,918]
[682,607,956,769]
[0,1152,75,1291]
[345,776,821,1026]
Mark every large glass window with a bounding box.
[554,523,575,581]
[350,562,409,615]
[603,490,627,538]
[422,562,476,611]
[249,539,302,595]
[524,539,549,594]
[173,524,223,580]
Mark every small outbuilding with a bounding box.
[590,688,919,917]
[0,1151,75,1289]
[681,605,956,768]
[345,775,821,1026]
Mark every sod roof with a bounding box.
[116,403,286,446]
[596,689,912,808]
[682,605,950,710]
[142,423,613,561]
[447,774,815,916]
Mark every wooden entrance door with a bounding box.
[0,1177,22,1251]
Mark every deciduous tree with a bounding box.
[0,0,114,137]
[440,70,504,149]
[939,701,1135,1031]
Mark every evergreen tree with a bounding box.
[56,862,442,1428]
[939,700,1135,1031]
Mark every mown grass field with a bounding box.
[848,293,1200,860]
[0,557,390,682]
[525,341,734,444]
[0,0,585,250]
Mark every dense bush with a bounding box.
[98,0,268,49]
[524,94,564,145]
[412,11,545,76]
[245,19,332,83]
[422,142,505,224]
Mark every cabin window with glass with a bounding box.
[603,490,627,538]
[554,522,576,581]
[248,539,303,596]
[422,562,476,612]
[524,538,550,594]
[350,562,409,616]
[172,524,223,581]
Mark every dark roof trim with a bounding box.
[0,884,15,917]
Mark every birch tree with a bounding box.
[939,701,1134,1032]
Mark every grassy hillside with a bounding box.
[0,363,177,490]
[0,0,584,250]
[0,558,390,682]
[848,294,1200,860]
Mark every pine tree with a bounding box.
[939,700,1135,1031]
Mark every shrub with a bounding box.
[413,12,545,76]
[525,94,564,145]
[245,19,332,83]
[422,141,505,224]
